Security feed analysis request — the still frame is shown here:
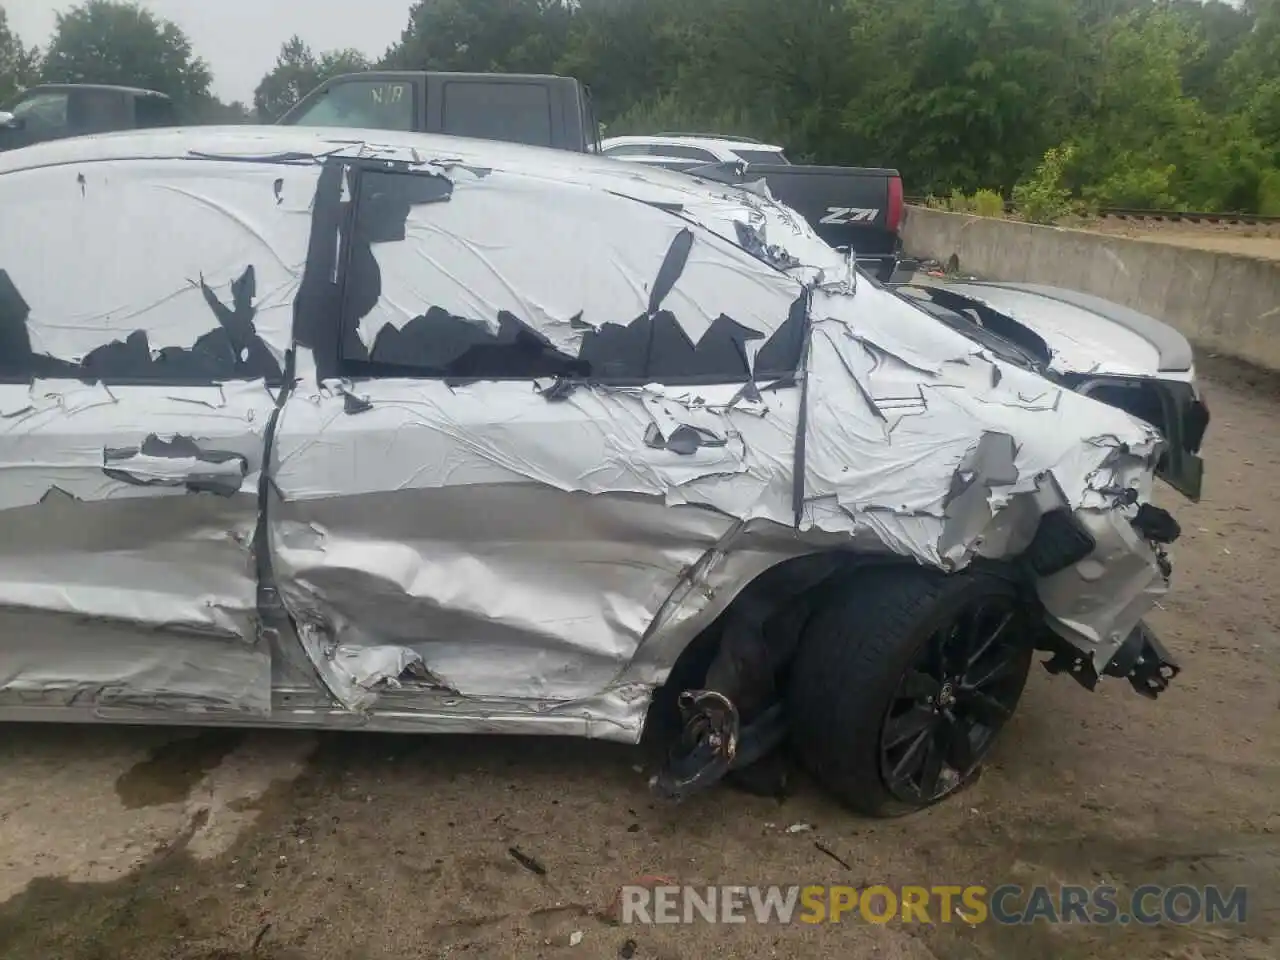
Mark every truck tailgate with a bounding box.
[749,163,901,262]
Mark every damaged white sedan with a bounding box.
[0,127,1207,816]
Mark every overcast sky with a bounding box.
[6,0,413,103]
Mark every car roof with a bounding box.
[0,123,847,282]
[601,134,786,154]
[0,125,800,234]
[14,83,171,100]
[0,125,730,183]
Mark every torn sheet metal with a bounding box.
[354,169,800,363]
[0,127,1188,728]
[0,377,275,711]
[0,160,317,372]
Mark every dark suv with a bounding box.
[0,84,178,152]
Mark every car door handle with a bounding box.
[103,434,249,497]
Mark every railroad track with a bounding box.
[1095,207,1280,226]
[905,196,1280,227]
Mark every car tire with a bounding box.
[787,564,1034,817]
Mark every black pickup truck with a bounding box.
[279,72,901,278]
[748,163,902,279]
[688,158,903,281]
[0,84,178,152]
[278,70,600,152]
[595,134,903,280]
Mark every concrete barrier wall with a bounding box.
[901,206,1280,371]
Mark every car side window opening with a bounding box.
[335,167,807,385]
[289,79,414,131]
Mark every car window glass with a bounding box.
[732,149,789,165]
[11,92,69,133]
[337,168,806,384]
[289,79,413,131]
[67,89,131,133]
[602,143,653,157]
[441,82,553,147]
[134,95,178,128]
[653,145,718,161]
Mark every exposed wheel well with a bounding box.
[648,552,916,731]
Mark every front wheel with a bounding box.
[787,565,1034,817]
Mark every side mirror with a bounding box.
[0,111,21,130]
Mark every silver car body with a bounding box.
[0,127,1179,741]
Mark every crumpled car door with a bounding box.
[0,157,308,718]
[267,157,809,712]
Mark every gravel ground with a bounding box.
[0,358,1277,960]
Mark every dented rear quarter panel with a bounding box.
[0,127,1176,738]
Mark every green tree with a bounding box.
[39,0,213,111]
[674,0,870,162]
[1066,6,1268,210]
[0,6,40,104]
[1222,0,1280,149]
[194,97,254,124]
[556,0,699,123]
[253,36,370,121]
[1168,0,1255,108]
[844,0,1087,194]
[382,0,573,74]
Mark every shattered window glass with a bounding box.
[336,168,807,385]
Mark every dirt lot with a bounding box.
[1080,218,1280,262]
[1,359,1278,960]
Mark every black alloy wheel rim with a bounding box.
[879,596,1030,804]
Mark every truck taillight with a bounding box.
[887,175,904,233]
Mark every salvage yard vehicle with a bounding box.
[0,127,1204,817]
[0,84,178,152]
[277,70,601,152]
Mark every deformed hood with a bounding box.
[922,280,1196,378]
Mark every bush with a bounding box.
[1012,145,1076,223]
[1258,169,1280,217]
[971,189,1006,217]
[1084,156,1179,209]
